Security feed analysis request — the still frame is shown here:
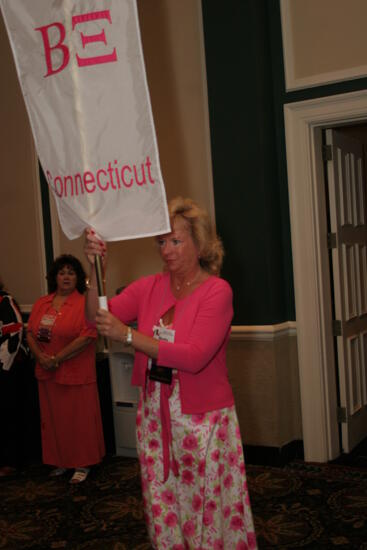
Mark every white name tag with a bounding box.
[40,313,57,327]
[153,325,175,343]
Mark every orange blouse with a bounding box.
[27,290,97,385]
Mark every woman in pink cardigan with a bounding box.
[84,197,257,550]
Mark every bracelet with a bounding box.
[85,278,97,290]
[86,277,106,290]
[125,326,133,345]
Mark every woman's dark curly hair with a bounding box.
[47,254,87,294]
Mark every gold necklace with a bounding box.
[175,270,201,291]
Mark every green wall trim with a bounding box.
[38,163,54,273]
[202,0,294,324]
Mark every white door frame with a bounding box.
[284,90,367,462]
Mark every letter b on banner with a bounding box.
[35,10,117,77]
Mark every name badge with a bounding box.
[37,313,57,342]
[152,325,175,343]
[149,325,175,384]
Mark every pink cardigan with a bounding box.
[109,272,235,414]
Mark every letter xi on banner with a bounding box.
[0,0,170,241]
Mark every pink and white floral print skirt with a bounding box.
[136,377,257,550]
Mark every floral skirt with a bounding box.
[136,376,257,550]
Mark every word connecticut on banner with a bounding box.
[0,0,170,241]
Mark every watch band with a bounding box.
[125,326,133,345]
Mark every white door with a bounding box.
[326,128,367,453]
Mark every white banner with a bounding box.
[0,0,170,241]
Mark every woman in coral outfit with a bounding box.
[84,198,257,548]
[27,255,105,484]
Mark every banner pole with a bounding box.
[95,254,105,297]
[95,254,108,352]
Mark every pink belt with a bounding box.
[146,373,179,482]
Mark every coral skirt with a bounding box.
[38,380,105,468]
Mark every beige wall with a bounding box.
[282,0,367,89]
[1,0,214,304]
[228,331,302,447]
[0,13,47,308]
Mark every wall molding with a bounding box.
[280,0,367,92]
[231,322,297,342]
[284,89,367,461]
[19,315,298,339]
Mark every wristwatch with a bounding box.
[125,326,133,345]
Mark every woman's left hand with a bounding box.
[39,352,57,370]
[95,309,126,342]
[84,228,107,266]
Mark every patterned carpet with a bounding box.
[250,462,367,549]
[1,456,367,549]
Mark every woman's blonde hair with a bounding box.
[168,196,224,275]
